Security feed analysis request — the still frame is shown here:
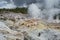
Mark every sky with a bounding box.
[0,0,37,9]
[0,0,60,9]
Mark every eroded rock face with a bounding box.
[0,13,60,40]
[1,18,60,40]
[26,29,60,40]
[0,21,24,40]
[16,19,47,32]
[0,34,6,40]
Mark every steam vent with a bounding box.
[0,0,60,40]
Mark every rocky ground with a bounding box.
[0,12,60,40]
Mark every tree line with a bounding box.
[0,7,28,14]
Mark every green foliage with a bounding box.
[0,7,28,14]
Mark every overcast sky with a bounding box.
[0,0,37,8]
[0,0,60,9]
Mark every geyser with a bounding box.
[28,0,60,23]
[28,3,42,19]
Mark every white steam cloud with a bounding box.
[28,0,60,23]
[45,0,59,9]
[28,3,42,18]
